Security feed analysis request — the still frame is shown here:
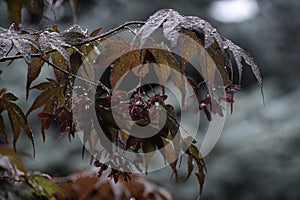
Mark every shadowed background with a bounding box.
[0,0,300,199]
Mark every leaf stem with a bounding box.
[0,21,145,63]
[40,56,111,94]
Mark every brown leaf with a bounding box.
[0,115,8,143]
[142,139,157,174]
[184,155,194,182]
[0,98,35,156]
[162,138,179,182]
[203,42,232,86]
[51,52,68,83]
[94,36,132,68]
[5,0,22,28]
[180,30,199,74]
[28,79,65,114]
[110,49,145,89]
[90,27,102,37]
[131,62,150,78]
[69,0,78,23]
[183,142,206,194]
[26,57,47,99]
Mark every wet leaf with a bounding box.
[0,25,38,65]
[180,30,199,73]
[225,39,263,95]
[0,35,12,58]
[134,9,172,48]
[39,31,71,66]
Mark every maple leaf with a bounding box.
[134,9,263,96]
[27,79,67,140]
[0,89,35,156]
[182,137,206,194]
[0,24,38,65]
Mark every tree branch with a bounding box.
[0,21,145,63]
[40,56,111,94]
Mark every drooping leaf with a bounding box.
[27,80,64,115]
[0,115,8,143]
[161,137,179,182]
[51,51,68,82]
[0,92,35,156]
[180,30,199,73]
[5,0,22,28]
[110,49,145,89]
[182,139,206,194]
[184,155,194,182]
[134,9,172,48]
[26,56,48,99]
[136,9,262,100]
[224,39,263,96]
[69,0,78,23]
[148,47,186,108]
[142,138,157,174]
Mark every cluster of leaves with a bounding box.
[0,146,65,199]
[0,8,263,197]
[0,146,173,200]
[3,0,79,27]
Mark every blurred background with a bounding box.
[0,0,300,199]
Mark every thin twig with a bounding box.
[0,21,145,63]
[40,56,111,93]
[77,21,145,45]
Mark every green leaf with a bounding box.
[25,173,66,198]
